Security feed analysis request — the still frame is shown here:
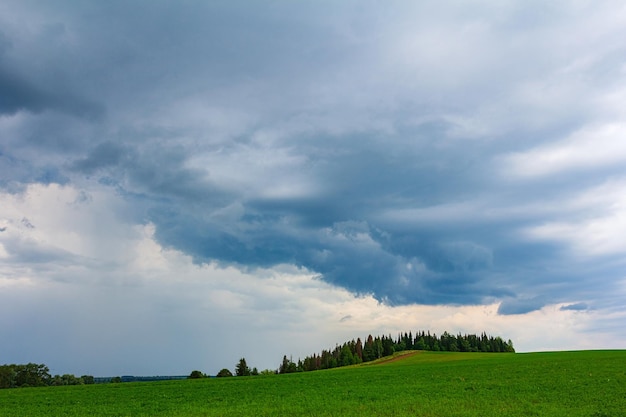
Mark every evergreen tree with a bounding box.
[236,358,251,376]
[279,355,297,374]
[363,335,375,362]
[415,336,426,350]
[339,344,355,366]
[374,337,384,359]
[382,335,395,356]
[506,339,515,353]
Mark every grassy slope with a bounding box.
[1,350,625,416]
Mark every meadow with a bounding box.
[1,350,625,416]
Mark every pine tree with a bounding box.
[279,355,297,373]
[363,335,375,362]
[374,337,383,359]
[415,336,426,350]
[236,358,251,376]
[339,344,355,366]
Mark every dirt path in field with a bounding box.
[374,350,422,365]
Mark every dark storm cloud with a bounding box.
[0,68,49,115]
[71,142,127,174]
[0,67,103,119]
[1,0,626,314]
[143,122,611,309]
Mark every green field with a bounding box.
[1,351,625,416]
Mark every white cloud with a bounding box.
[503,124,626,178]
[186,143,318,200]
[522,177,626,256]
[0,183,137,264]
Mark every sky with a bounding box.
[1,0,626,377]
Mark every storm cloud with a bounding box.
[1,0,626,374]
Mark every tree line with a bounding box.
[0,363,95,389]
[208,330,514,378]
[190,358,275,379]
[277,331,514,373]
[2,330,514,388]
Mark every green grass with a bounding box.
[1,351,625,416]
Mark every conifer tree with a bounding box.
[236,358,251,376]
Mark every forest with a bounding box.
[276,331,515,374]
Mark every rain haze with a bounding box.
[1,1,626,376]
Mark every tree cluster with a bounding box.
[0,363,94,389]
[278,331,514,373]
[191,358,264,379]
[234,357,259,377]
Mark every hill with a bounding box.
[1,350,625,416]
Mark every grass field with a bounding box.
[1,350,625,416]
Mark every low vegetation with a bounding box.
[1,350,624,416]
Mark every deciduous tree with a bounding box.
[188,370,204,379]
[216,368,233,377]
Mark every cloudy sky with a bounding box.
[2,0,626,376]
